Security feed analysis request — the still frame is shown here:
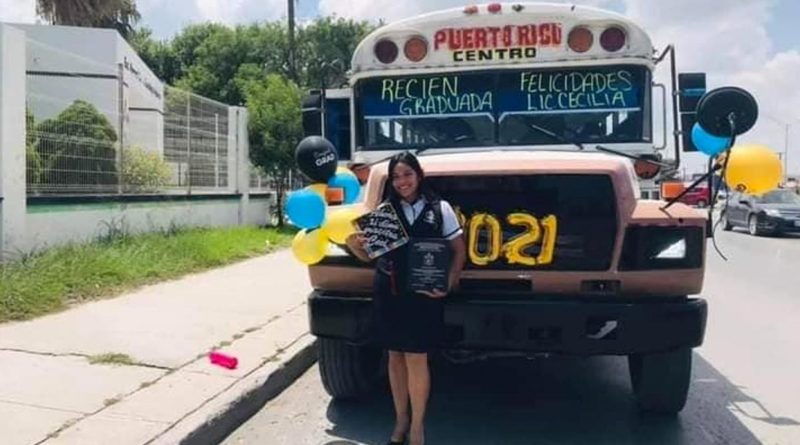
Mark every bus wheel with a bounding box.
[318,338,383,399]
[629,348,692,414]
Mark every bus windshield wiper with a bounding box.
[527,123,673,169]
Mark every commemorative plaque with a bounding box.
[353,203,409,259]
[406,238,451,293]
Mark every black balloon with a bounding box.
[295,136,338,182]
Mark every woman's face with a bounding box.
[391,162,420,201]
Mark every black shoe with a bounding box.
[386,436,406,445]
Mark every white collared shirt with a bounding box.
[398,197,464,240]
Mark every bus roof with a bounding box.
[351,2,653,77]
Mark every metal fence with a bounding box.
[163,86,230,193]
[23,35,265,196]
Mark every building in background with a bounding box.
[15,23,164,154]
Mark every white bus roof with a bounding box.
[351,2,653,77]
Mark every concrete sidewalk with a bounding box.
[0,250,317,445]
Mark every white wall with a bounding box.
[0,24,27,257]
[245,195,275,226]
[24,196,273,252]
[119,34,164,154]
[18,23,165,154]
[0,25,270,261]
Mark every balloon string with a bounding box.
[708,131,736,261]
[711,201,729,261]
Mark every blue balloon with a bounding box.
[327,172,361,204]
[285,189,326,229]
[692,123,731,156]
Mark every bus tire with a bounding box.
[318,338,382,399]
[629,348,692,415]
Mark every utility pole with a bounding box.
[784,123,790,180]
[287,0,297,82]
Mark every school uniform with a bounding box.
[373,196,463,353]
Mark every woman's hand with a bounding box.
[345,232,371,263]
[417,270,460,299]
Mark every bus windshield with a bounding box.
[356,65,651,150]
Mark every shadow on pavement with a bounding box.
[323,352,779,445]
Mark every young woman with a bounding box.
[346,151,466,445]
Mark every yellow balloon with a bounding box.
[291,229,329,265]
[307,183,328,197]
[323,206,364,244]
[336,166,357,178]
[724,144,783,195]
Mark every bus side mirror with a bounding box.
[695,87,758,138]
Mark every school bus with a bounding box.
[301,2,752,414]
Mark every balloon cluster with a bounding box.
[692,123,782,195]
[286,136,364,265]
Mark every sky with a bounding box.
[2,0,799,175]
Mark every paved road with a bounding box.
[224,229,800,445]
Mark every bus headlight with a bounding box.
[600,26,627,52]
[404,36,428,62]
[568,26,593,53]
[374,39,398,64]
[620,226,704,270]
[634,156,661,180]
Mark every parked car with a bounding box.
[721,189,800,236]
[678,186,711,208]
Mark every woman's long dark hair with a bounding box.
[384,151,438,203]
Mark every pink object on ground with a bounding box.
[209,351,238,369]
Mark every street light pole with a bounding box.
[784,123,790,179]
[287,0,297,82]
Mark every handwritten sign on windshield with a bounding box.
[361,74,494,118]
[358,66,644,119]
[354,203,410,259]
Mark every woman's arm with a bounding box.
[448,234,466,291]
[345,232,372,264]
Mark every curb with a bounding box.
[150,335,318,445]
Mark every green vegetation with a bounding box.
[88,353,137,366]
[244,74,303,226]
[36,0,141,38]
[34,100,118,190]
[121,146,172,193]
[0,226,294,323]
[130,18,375,104]
[129,18,375,194]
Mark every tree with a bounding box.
[36,0,141,38]
[297,17,375,88]
[35,100,118,192]
[243,74,302,226]
[128,28,181,84]
[131,18,375,98]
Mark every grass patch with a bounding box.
[0,226,295,323]
[88,353,137,366]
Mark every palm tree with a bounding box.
[36,0,141,38]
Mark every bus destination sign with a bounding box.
[433,23,563,63]
[360,66,643,118]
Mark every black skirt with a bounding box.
[372,269,444,353]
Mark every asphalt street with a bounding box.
[224,229,800,445]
